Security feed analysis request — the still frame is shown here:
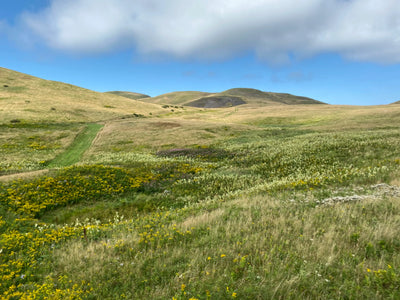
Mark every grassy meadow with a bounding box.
[1,70,400,299]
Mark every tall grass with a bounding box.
[1,107,400,299]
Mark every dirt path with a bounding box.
[0,169,49,183]
[0,123,104,182]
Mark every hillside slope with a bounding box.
[142,88,326,108]
[220,88,326,105]
[0,67,162,123]
[144,91,212,105]
[105,91,150,100]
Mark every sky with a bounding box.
[1,0,400,105]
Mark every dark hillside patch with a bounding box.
[105,91,150,100]
[186,96,246,108]
[156,147,235,161]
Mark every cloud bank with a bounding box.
[15,0,400,64]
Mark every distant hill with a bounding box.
[219,88,325,105]
[186,96,246,108]
[0,67,161,123]
[142,88,326,108]
[390,100,400,105]
[145,91,212,105]
[105,91,150,100]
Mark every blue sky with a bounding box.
[1,0,400,105]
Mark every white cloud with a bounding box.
[16,0,400,64]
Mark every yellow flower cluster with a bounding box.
[0,165,157,217]
[0,219,86,298]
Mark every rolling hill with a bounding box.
[105,91,150,100]
[144,91,212,105]
[141,88,326,108]
[0,67,162,123]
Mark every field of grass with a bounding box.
[1,70,400,299]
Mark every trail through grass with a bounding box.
[47,123,103,167]
[2,105,400,299]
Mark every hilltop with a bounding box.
[141,87,326,108]
[0,67,161,123]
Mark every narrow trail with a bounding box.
[0,123,104,182]
[47,123,104,167]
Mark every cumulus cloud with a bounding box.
[15,0,400,64]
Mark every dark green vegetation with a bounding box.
[0,68,399,299]
[186,96,246,108]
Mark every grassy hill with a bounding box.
[220,88,326,105]
[144,91,212,105]
[0,67,162,123]
[1,68,400,299]
[142,88,326,108]
[105,91,150,100]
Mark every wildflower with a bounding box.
[232,292,237,298]
[181,284,186,291]
[221,254,226,258]
[207,256,211,260]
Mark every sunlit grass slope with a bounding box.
[1,68,400,299]
[0,67,162,123]
[145,91,212,105]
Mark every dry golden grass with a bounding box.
[0,67,163,123]
[0,169,49,182]
[144,91,211,105]
[84,103,400,156]
[86,117,251,154]
[179,208,224,231]
[178,103,400,131]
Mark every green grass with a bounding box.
[47,123,103,167]
[1,90,400,298]
[0,122,82,175]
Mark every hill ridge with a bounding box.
[0,67,162,123]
